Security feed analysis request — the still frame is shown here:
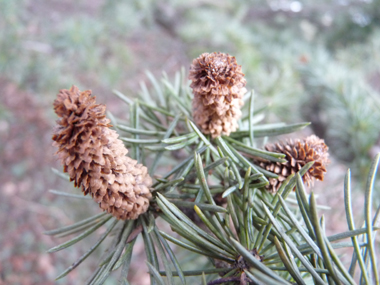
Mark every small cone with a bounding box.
[52,86,152,220]
[257,135,329,194]
[189,52,247,138]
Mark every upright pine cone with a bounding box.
[52,86,152,220]
[256,135,329,194]
[189,52,247,138]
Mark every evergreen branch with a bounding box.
[159,268,232,276]
[364,153,380,283]
[230,122,310,138]
[229,237,288,283]
[55,219,119,280]
[155,228,186,285]
[309,194,341,284]
[261,203,326,284]
[48,189,91,200]
[47,216,113,253]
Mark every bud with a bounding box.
[257,135,329,193]
[189,52,247,138]
[52,86,152,219]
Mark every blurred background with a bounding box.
[1,0,380,284]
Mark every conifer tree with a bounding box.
[47,52,379,285]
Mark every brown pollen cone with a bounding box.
[52,86,152,220]
[256,135,329,194]
[189,52,247,138]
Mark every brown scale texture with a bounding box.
[189,52,247,138]
[257,135,329,194]
[52,86,152,220]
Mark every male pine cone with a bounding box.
[189,52,247,138]
[256,135,329,194]
[52,86,152,220]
